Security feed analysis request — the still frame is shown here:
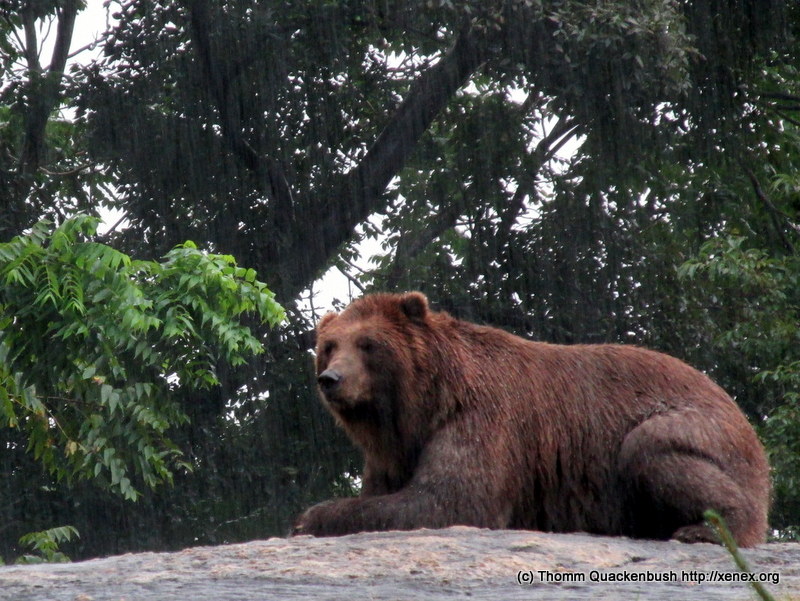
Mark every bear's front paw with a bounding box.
[291,499,345,537]
[672,524,719,544]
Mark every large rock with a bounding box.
[1,527,797,600]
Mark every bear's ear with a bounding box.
[317,311,338,330]
[399,292,429,321]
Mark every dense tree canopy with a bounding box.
[0,0,798,559]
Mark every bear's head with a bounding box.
[314,292,438,453]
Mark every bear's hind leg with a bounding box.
[618,418,766,547]
[634,453,750,543]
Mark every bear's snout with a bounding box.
[318,369,342,394]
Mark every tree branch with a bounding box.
[280,28,492,299]
[186,0,293,210]
[49,3,77,74]
[499,116,579,237]
[21,6,40,73]
[337,263,367,294]
[384,204,463,289]
[18,1,79,176]
[742,164,796,254]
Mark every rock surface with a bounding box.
[1,527,797,600]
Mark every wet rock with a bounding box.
[1,527,797,600]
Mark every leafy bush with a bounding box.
[679,236,800,537]
[15,526,80,564]
[0,215,285,500]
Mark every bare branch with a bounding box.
[17,1,78,180]
[21,5,40,73]
[337,264,366,294]
[96,213,130,242]
[49,4,78,78]
[279,27,493,299]
[186,0,293,209]
[742,164,796,255]
[760,91,800,103]
[498,116,579,236]
[40,162,96,177]
[384,204,463,289]
[68,38,101,60]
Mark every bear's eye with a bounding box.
[357,338,377,353]
[321,341,336,356]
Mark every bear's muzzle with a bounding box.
[318,369,343,395]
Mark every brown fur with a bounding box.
[293,292,771,546]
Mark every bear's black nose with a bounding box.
[317,369,342,393]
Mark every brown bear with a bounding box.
[293,292,770,546]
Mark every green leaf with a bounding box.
[100,384,113,405]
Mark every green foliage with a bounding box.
[679,235,800,538]
[677,237,800,378]
[15,526,80,564]
[0,215,285,500]
[0,0,107,241]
